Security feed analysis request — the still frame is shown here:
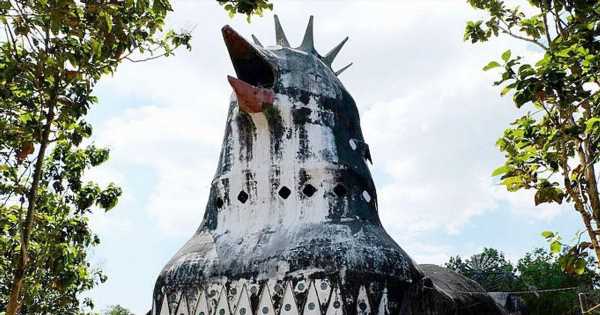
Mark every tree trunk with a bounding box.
[559,145,600,267]
[6,100,55,315]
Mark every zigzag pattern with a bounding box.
[153,279,390,315]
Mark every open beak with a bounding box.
[222,25,275,113]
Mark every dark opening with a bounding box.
[333,184,347,197]
[359,302,368,311]
[233,54,275,88]
[215,197,224,209]
[237,191,249,203]
[223,26,275,88]
[302,184,317,197]
[278,186,291,199]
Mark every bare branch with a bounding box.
[125,53,168,63]
[498,25,548,50]
[541,4,554,49]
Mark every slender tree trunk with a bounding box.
[559,143,600,267]
[580,101,600,221]
[6,99,55,315]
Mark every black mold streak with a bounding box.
[236,112,256,162]
[264,106,285,159]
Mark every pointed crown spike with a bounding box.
[299,15,315,52]
[274,15,290,47]
[252,34,263,47]
[335,62,353,76]
[324,37,349,66]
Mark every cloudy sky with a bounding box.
[86,0,581,313]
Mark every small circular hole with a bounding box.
[284,304,292,311]
[262,306,269,314]
[333,301,341,309]
[308,302,316,310]
[320,282,328,290]
[239,308,246,315]
[219,309,225,315]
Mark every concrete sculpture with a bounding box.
[151,16,504,315]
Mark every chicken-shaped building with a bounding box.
[151,16,505,315]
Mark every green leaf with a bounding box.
[501,49,512,62]
[550,240,562,254]
[541,231,555,239]
[483,61,501,71]
[585,117,600,134]
[104,13,113,33]
[534,186,564,205]
[500,85,513,96]
[501,175,525,192]
[574,258,586,275]
[491,165,509,177]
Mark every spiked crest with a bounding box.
[253,15,353,76]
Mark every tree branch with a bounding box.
[541,4,554,49]
[498,25,548,50]
[124,52,168,63]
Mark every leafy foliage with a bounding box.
[0,0,190,314]
[515,248,598,314]
[466,0,600,271]
[446,248,599,315]
[102,305,135,315]
[218,0,273,20]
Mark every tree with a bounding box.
[465,0,600,272]
[446,248,599,315]
[218,0,273,19]
[445,247,516,291]
[103,305,135,315]
[515,248,598,314]
[0,1,191,314]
